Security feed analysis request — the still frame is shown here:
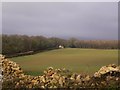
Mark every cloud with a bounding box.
[2,2,118,40]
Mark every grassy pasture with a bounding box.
[10,48,118,76]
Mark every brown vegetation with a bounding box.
[2,34,118,58]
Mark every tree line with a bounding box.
[2,34,118,57]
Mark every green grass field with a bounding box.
[10,48,118,76]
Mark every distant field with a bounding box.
[10,48,118,76]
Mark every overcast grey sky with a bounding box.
[2,2,118,40]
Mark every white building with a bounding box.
[59,45,64,49]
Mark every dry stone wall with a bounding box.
[0,54,120,89]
